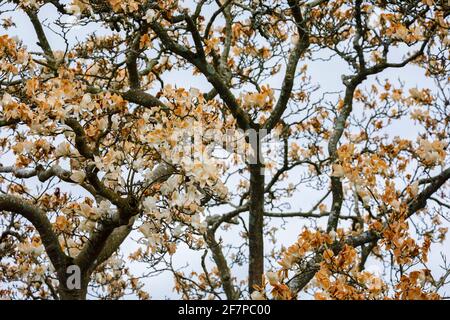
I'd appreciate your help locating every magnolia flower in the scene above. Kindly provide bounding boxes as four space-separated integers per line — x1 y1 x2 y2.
173 224 183 237
108 256 124 269
361 194 371 206
139 223 155 239
159 56 170 67
417 139 446 166
417 270 427 286
139 224 162 250
410 181 419 197
250 291 266 300
143 196 157 213
79 203 101 220
33 265 47 277
20 0 38 9
1 92 13 106
97 117 108 131
189 87 200 97
331 164 345 178
266 271 280 285
191 214 207 233
365 274 384 294
409 88 423 100
80 93 92 109
185 186 203 205
55 141 71 157
411 108 430 121
17 241 43 256
66 4 82 16
144 9 157 23
96 273 105 284
111 114 121 130
291 33 299 46
13 141 34 154
92 155 105 171
62 15 79 28
367 13 380 29
391 199 401 211
70 170 86 183
171 191 184 208
392 24 409 41
189 159 219 187
133 158 145 170
314 292 331 300
278 255 295 269
160 174 182 195
55 216 69 231
153 208 171 221
68 246 80 256
52 50 65 63
79 219 96 232
215 182 229 200
97 200 112 217
329 230 337 241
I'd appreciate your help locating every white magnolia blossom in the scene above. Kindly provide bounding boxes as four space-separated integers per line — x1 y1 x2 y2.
265 271 280 285
250 291 266 300
410 181 419 197
17 242 44 256
172 224 183 237
79 219 96 232
55 141 71 158
79 202 101 221
160 174 182 195
139 222 155 239
153 208 171 221
1 92 13 106
331 164 345 178
111 114 121 130
108 256 124 269
66 4 82 16
142 196 157 213
144 9 157 23
70 170 86 183
80 93 93 110
190 213 207 233
97 200 112 216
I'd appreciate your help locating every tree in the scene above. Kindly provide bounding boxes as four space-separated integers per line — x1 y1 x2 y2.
0 0 449 300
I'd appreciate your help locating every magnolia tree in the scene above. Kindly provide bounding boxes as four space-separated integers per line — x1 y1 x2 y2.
0 0 449 300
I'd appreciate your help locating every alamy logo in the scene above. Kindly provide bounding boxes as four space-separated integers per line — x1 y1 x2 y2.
66 265 81 290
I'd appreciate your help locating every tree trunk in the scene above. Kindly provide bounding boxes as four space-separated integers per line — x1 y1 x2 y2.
57 269 89 300
58 286 88 300
248 139 265 294
58 283 88 300
205 230 239 299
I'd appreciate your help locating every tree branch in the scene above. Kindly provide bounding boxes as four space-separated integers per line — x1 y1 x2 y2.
263 0 310 131
0 194 69 272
